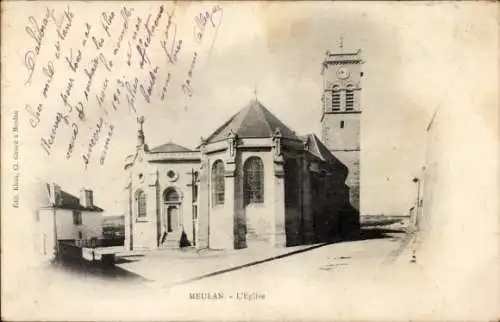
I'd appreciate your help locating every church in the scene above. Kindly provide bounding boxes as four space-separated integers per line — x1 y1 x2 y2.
124 49 362 250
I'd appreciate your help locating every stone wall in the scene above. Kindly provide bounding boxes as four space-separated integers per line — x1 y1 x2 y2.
416 102 499 316
206 152 234 249
155 161 199 245
125 150 200 249
201 146 281 249
284 156 306 246
330 150 360 213
238 150 275 247
306 154 358 241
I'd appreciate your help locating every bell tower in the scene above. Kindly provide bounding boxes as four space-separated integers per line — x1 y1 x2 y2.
320 44 363 211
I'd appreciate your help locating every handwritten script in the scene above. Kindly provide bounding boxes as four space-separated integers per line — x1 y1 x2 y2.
21 2 224 169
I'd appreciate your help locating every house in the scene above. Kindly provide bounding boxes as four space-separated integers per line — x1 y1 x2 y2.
124 49 362 251
37 183 104 260
102 215 125 239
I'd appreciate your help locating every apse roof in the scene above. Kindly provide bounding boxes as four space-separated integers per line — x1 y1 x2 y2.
204 100 300 144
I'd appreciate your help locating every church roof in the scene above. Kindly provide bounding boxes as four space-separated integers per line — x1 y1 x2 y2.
149 142 194 153
302 134 340 164
204 100 300 144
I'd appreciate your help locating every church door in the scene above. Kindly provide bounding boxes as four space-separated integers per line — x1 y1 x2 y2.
163 187 182 232
167 206 179 232
161 188 182 246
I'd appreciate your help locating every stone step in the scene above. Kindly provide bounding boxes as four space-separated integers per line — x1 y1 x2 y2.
162 231 182 249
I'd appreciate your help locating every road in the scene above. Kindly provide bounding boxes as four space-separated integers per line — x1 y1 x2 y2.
161 229 447 322
8 229 438 321
173 231 404 289
7 227 496 321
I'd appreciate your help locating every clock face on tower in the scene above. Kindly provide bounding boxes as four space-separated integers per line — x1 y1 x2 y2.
337 67 350 79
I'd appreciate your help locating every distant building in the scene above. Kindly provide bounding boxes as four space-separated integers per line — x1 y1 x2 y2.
102 215 125 239
124 49 362 251
37 183 104 260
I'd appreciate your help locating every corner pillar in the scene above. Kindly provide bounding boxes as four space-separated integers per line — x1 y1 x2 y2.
146 170 160 249
302 157 315 243
272 128 286 247
124 171 133 251
223 157 236 249
196 142 210 249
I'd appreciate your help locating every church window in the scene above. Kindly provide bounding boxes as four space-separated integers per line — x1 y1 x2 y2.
166 169 179 182
193 205 198 220
346 89 354 110
136 189 147 217
212 160 225 206
340 120 345 128
193 184 198 203
244 157 264 204
332 89 341 110
164 188 180 203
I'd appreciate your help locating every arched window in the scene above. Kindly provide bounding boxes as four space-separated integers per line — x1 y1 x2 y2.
346 89 354 110
212 160 225 206
136 189 147 218
164 188 180 203
332 88 341 111
244 157 264 204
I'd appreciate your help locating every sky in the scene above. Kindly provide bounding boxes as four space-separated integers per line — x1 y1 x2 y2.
4 1 497 217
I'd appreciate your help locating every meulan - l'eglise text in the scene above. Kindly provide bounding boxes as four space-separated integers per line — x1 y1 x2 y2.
188 292 266 301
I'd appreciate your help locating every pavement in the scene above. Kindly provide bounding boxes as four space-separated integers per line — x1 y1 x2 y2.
115 227 416 290
167 230 445 322
9 221 498 322
10 227 449 321
116 242 332 288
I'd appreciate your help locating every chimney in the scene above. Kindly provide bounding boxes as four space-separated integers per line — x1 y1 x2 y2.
49 183 61 206
80 188 94 208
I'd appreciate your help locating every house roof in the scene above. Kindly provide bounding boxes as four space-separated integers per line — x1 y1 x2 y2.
204 100 300 144
302 134 341 164
149 142 194 153
46 183 104 212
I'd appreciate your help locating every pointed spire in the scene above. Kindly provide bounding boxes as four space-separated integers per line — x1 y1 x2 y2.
137 116 145 147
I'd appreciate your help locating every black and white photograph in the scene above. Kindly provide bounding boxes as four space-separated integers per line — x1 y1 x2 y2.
1 1 499 321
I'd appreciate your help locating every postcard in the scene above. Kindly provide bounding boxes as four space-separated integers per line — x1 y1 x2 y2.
1 1 499 321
